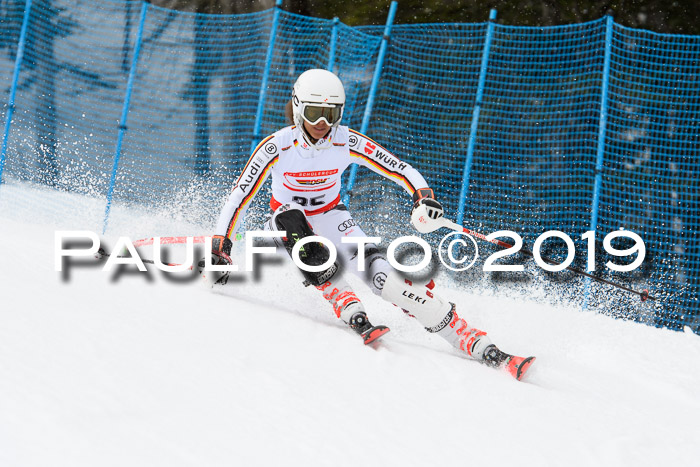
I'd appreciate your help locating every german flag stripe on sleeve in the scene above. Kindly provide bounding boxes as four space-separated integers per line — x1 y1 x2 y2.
226 155 278 238
349 149 416 194
234 135 275 190
348 128 381 148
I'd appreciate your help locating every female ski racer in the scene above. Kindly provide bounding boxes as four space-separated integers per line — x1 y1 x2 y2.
205 69 534 380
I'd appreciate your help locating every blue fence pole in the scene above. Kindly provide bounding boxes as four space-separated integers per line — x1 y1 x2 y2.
583 15 614 310
0 0 33 186
250 0 283 154
456 9 497 226
342 0 397 204
103 1 148 233
327 17 339 72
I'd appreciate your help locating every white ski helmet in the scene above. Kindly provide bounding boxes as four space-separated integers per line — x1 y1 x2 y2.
292 69 345 149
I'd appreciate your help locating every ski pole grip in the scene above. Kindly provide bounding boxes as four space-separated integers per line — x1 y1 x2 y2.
440 218 465 232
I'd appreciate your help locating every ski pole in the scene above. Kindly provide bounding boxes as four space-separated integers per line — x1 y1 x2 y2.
95 246 194 270
95 235 241 270
440 219 655 302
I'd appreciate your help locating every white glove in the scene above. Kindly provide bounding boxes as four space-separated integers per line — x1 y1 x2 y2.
410 188 445 234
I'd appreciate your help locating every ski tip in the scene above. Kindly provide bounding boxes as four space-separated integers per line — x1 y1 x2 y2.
505 355 536 381
362 325 390 345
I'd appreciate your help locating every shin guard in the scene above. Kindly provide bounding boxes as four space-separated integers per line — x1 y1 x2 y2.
381 273 492 360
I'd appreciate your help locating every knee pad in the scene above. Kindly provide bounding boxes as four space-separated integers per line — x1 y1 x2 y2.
273 205 338 286
273 204 313 243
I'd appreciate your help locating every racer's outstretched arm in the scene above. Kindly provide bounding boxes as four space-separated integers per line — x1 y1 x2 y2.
215 136 279 239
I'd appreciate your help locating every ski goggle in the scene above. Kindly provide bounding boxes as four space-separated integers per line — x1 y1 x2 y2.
301 104 343 125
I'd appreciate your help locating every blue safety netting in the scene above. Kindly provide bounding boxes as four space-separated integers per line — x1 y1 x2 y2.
598 24 700 329
0 0 698 332
0 1 25 98
352 22 489 230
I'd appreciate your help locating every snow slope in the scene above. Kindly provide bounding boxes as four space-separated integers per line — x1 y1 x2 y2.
1 214 700 467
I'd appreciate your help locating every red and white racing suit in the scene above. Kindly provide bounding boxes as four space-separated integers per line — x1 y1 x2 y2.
215 125 493 360
215 124 427 239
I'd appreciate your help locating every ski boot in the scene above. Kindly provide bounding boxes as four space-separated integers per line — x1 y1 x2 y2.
348 311 390 345
482 345 536 381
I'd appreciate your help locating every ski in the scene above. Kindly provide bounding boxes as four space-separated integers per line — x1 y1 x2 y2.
359 325 390 345
503 355 536 381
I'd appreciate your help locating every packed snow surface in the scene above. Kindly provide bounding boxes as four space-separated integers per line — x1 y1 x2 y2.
1 211 699 467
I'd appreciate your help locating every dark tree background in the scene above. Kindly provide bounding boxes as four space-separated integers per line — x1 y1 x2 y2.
151 0 700 34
